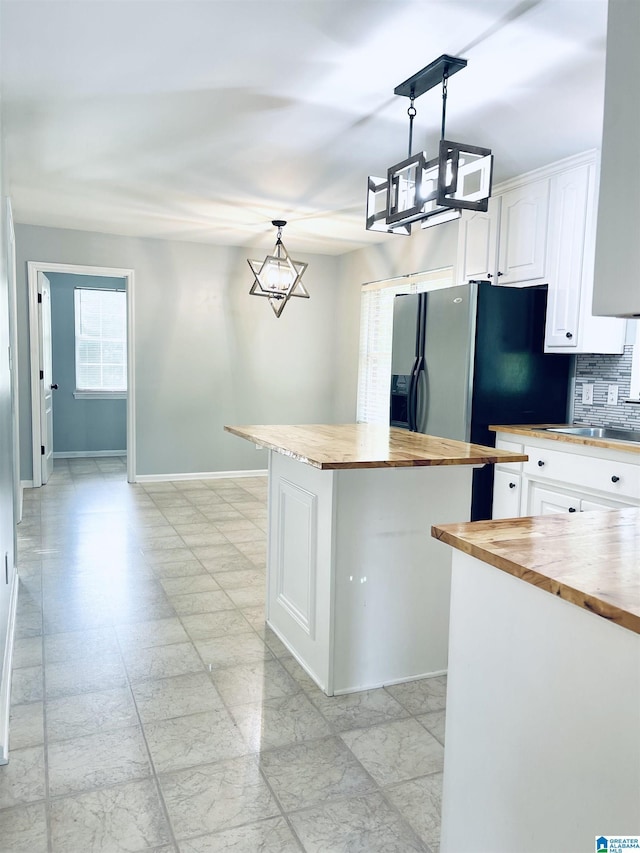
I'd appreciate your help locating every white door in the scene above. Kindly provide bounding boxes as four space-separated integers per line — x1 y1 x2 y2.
38 273 54 485
492 469 521 519
456 196 500 285
527 482 579 516
497 178 550 286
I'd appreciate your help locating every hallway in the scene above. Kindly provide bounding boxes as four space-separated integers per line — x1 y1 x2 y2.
2 460 444 852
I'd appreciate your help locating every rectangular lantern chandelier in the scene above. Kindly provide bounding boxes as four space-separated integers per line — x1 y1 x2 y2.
366 55 494 235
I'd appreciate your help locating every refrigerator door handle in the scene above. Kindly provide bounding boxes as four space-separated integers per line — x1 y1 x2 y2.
407 356 419 431
413 355 425 432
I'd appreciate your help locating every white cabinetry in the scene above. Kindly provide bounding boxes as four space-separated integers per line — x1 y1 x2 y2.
457 152 626 354
492 431 640 519
497 178 550 286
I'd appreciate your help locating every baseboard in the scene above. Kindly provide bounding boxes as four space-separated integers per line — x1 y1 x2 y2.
53 450 127 459
20 480 34 490
135 469 267 483
0 570 19 765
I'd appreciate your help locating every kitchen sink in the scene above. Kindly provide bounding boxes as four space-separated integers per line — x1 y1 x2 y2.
543 426 640 443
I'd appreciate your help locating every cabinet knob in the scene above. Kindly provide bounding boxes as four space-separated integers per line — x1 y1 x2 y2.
509 482 516 489
537 460 545 467
487 273 493 279
565 332 573 339
497 271 503 277
568 507 577 513
611 475 620 483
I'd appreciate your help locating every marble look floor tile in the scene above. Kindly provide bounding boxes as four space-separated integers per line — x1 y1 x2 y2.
0 746 46 808
48 724 150 797
144 709 248 773
112 598 177 624
385 772 443 851
179 817 301 853
288 792 427 853
160 509 209 525
309 686 409 732
10 665 43 704
259 736 376 812
115 617 189 650
194 632 272 669
150 558 208 579
143 547 195 566
159 574 220 596
340 719 444 787
46 687 138 742
159 755 280 840
123 642 204 682
224 586 265 609
14 638 43 672
0 802 48 853
197 508 245 523
44 627 120 664
14 607 43 638
45 655 127 700
211 659 299 707
211 569 265 590
385 675 447 715
49 778 172 853
239 605 266 632
178 531 229 548
259 627 292 659
168 590 235 616
132 672 225 723
180 610 252 641
220 527 265 545
231 692 331 752
9 701 44 749
417 710 446 745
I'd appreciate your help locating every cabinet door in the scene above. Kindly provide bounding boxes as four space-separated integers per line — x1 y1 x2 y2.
497 178 550 286
544 165 590 348
492 469 521 519
527 482 579 516
456 197 500 285
580 497 625 512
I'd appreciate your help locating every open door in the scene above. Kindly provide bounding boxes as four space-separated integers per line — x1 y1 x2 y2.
38 272 55 485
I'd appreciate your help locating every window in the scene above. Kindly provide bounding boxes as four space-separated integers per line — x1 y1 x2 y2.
356 267 454 424
74 288 127 396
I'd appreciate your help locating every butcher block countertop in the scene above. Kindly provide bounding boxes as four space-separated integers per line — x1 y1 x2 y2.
432 508 640 634
490 423 640 454
224 424 528 470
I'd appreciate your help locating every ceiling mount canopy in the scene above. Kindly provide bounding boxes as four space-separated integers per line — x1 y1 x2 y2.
366 54 494 236
247 220 309 318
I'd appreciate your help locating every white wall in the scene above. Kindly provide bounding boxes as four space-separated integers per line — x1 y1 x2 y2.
15 224 349 478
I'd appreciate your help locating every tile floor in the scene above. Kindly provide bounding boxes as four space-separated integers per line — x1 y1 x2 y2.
2 457 445 853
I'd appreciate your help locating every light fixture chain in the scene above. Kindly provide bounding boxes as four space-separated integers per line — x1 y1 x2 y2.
407 96 416 158
441 72 448 140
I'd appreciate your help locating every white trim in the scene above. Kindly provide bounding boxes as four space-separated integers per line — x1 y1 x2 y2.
20 479 34 490
27 261 136 486
0 571 19 765
628 321 640 402
53 450 126 458
135 469 267 483
6 198 21 527
73 391 127 400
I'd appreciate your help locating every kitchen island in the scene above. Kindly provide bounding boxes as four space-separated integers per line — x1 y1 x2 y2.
225 423 525 695
432 509 640 853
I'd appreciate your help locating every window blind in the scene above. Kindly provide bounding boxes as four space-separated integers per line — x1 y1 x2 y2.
74 288 127 392
356 268 454 424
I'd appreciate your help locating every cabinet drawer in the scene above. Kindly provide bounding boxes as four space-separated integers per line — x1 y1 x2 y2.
523 444 640 500
495 439 524 472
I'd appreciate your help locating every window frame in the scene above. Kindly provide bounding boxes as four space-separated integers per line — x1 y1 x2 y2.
74 287 128 399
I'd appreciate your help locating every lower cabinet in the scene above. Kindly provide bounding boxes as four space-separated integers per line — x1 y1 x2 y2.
492 432 640 519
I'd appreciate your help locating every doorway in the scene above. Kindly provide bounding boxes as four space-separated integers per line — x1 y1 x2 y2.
28 262 136 485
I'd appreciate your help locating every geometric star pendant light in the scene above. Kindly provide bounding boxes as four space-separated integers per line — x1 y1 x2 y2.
247 220 309 318
366 55 494 236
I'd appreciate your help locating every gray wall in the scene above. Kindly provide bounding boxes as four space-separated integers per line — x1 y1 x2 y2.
48 272 127 454
15 225 348 478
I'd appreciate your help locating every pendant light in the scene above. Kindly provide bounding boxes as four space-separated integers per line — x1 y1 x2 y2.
247 220 309 318
366 54 494 235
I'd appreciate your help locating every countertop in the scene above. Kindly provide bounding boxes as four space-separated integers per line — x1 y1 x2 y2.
490 423 640 454
432 509 640 634
224 424 528 470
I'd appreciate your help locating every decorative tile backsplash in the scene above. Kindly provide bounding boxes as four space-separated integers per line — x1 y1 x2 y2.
573 345 640 430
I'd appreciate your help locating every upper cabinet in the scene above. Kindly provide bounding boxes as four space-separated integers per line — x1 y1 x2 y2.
457 151 626 354
592 0 640 319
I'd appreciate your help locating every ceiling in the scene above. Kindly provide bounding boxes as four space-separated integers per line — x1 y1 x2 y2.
0 0 609 255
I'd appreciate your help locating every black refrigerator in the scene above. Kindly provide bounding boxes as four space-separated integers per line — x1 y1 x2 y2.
390 281 571 520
